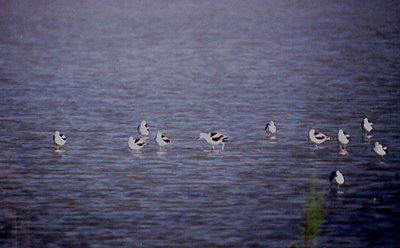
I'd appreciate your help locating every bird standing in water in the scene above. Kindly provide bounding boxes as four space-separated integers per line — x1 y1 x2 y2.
156 131 171 150
53 130 67 149
199 132 228 150
137 120 149 136
337 129 350 150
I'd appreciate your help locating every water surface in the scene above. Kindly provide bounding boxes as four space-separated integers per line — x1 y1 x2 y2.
1 1 400 247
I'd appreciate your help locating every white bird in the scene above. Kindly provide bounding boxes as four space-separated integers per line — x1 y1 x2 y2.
329 170 344 191
362 117 373 133
374 141 388 157
329 170 344 185
128 136 148 151
337 129 350 150
156 131 170 150
309 129 330 146
137 120 149 136
199 132 228 150
265 120 276 135
53 130 67 148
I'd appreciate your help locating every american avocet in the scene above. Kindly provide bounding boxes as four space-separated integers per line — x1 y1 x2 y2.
156 131 170 150
309 129 330 146
329 170 344 191
128 136 148 152
53 130 67 148
265 120 276 135
338 129 350 150
361 117 373 133
373 141 388 157
137 120 149 136
199 132 228 150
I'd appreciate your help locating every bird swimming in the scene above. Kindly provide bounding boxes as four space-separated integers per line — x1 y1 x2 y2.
338 129 350 150
265 120 276 135
128 136 148 151
53 130 67 148
373 141 388 157
137 120 149 136
361 117 373 134
156 131 170 150
309 129 330 146
199 132 228 150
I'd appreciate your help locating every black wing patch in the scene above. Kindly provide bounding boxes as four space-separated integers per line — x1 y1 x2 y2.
314 131 326 140
265 123 270 131
329 171 336 183
162 135 171 143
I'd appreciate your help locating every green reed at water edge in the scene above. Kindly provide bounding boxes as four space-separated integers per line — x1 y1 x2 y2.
291 173 328 248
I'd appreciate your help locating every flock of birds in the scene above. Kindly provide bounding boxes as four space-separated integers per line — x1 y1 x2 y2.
307 117 388 190
53 117 388 190
307 117 388 157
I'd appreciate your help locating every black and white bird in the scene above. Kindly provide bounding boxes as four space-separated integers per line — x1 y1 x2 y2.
156 131 170 150
199 132 228 150
137 120 149 136
361 117 373 133
337 129 350 150
374 141 388 157
265 120 276 135
329 170 345 191
309 129 330 146
53 130 67 148
128 136 148 151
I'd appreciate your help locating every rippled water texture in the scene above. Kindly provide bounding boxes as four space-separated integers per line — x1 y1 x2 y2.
1 1 400 247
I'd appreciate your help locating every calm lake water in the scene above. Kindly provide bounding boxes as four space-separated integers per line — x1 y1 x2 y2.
1 1 400 247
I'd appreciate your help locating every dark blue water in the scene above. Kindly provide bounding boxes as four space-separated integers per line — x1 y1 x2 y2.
1 1 400 247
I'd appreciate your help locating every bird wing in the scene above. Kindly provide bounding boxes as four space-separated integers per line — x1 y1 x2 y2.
265 123 270 131
212 135 222 142
135 138 146 146
314 132 326 140
211 133 228 142
162 135 170 143
329 171 336 183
